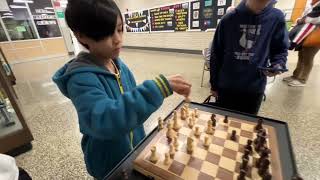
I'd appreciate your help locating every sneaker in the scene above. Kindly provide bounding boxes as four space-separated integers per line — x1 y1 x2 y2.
282 76 295 83
288 80 306 87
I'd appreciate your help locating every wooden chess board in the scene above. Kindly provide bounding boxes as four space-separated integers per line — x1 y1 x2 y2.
133 105 283 180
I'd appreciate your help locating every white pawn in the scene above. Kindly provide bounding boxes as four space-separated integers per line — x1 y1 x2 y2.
194 108 199 118
164 153 170 165
173 111 181 131
204 136 211 148
149 146 158 163
188 118 194 128
205 120 214 135
194 126 201 137
180 107 187 120
166 122 176 140
187 137 194 154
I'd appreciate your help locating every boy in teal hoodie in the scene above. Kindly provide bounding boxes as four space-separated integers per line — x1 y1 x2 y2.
52 0 191 179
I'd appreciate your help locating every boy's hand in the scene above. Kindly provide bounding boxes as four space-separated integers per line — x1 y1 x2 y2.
296 17 305 25
167 75 192 97
263 64 283 77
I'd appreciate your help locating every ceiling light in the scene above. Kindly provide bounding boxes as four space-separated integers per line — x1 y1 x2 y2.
10 5 27 9
2 16 14 19
13 0 34 3
3 13 13 16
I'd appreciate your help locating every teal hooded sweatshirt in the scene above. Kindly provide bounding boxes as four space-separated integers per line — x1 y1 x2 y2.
52 52 172 179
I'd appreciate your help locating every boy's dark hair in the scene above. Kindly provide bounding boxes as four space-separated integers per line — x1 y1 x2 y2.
65 0 123 42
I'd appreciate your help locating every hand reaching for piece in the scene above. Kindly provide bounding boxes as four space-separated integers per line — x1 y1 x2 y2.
167 74 192 98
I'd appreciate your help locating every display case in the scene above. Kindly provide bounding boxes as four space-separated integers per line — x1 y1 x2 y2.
0 56 33 154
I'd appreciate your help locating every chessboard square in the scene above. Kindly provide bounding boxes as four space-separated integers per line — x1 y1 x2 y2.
222 148 237 160
251 167 260 179
199 113 210 120
200 161 218 177
168 160 186 176
219 156 237 172
197 119 207 126
216 167 234 180
224 140 239 151
198 172 215 180
187 156 203 170
241 123 254 132
216 124 228 132
212 137 225 146
208 144 224 155
181 166 200 180
178 133 188 142
193 147 208 160
174 151 191 165
240 130 254 139
228 127 241 135
179 127 192 136
214 130 228 139
205 152 221 165
229 121 241 128
238 136 249 146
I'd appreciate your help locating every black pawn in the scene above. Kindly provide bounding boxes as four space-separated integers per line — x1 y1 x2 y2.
240 157 249 171
237 169 247 180
258 159 270 176
211 114 216 121
242 151 250 161
230 130 237 141
255 118 263 131
224 115 229 123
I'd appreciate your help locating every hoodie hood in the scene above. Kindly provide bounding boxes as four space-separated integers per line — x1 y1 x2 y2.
52 52 119 98
236 0 277 16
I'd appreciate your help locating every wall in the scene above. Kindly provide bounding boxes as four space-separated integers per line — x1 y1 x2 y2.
118 0 214 51
118 0 297 51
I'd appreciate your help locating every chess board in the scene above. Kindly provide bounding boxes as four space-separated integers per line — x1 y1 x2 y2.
133 105 282 180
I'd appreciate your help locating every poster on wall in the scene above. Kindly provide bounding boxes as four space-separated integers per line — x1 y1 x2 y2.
28 0 62 38
190 0 232 31
149 2 189 32
124 10 150 33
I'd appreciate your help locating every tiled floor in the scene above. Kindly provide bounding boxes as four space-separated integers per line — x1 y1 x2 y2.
9 49 320 180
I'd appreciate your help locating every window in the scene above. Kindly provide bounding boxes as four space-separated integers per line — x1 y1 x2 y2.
0 24 8 42
28 0 62 38
1 0 37 41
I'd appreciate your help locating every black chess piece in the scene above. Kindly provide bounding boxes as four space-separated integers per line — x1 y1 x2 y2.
258 159 270 176
122 169 129 180
240 157 249 171
256 149 270 168
223 115 229 123
211 113 216 121
212 118 216 127
255 118 263 131
230 130 237 141
245 140 253 154
262 172 272 180
242 151 250 161
237 169 247 180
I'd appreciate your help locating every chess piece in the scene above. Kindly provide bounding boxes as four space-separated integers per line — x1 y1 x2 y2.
180 107 187 120
237 169 247 180
230 130 237 141
211 113 216 121
262 172 272 180
242 151 250 162
184 104 190 117
194 108 199 118
158 117 164 130
188 118 194 128
258 159 270 176
256 148 270 168
194 126 201 137
173 136 179 151
149 146 159 163
255 118 264 131
187 137 194 154
169 144 175 158
166 122 176 141
223 115 229 123
245 140 253 154
240 157 249 171
205 120 214 135
173 111 181 131
122 169 129 180
203 136 211 148
212 118 216 127
164 153 170 165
